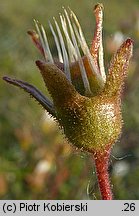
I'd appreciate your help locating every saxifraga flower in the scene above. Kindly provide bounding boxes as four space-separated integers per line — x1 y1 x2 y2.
3 4 133 199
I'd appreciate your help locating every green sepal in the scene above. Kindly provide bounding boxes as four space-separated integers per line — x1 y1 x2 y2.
36 60 78 108
103 39 133 97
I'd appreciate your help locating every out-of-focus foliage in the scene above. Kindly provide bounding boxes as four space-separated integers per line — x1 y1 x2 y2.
0 0 139 199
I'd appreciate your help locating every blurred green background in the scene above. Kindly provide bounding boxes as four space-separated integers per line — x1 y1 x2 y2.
1 0 139 199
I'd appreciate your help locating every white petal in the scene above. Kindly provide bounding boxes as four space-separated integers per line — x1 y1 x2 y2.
49 21 63 63
64 9 92 95
53 17 71 82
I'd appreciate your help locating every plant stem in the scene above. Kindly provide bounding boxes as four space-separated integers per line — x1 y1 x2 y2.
93 148 113 200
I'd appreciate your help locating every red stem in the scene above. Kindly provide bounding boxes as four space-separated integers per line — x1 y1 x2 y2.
93 148 113 200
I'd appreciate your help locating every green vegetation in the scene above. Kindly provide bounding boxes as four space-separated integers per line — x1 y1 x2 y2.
1 0 139 199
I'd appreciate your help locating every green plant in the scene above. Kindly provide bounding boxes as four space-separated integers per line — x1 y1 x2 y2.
3 3 133 199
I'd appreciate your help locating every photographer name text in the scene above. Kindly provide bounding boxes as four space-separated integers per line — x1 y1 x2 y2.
2 202 88 213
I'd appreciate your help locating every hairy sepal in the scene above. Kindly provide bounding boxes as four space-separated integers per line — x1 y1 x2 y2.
36 60 78 107
104 38 133 97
